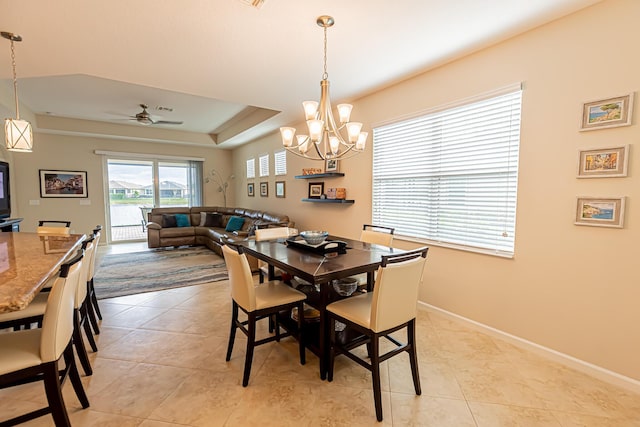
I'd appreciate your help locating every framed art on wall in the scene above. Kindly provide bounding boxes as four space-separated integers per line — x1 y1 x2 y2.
577 145 629 178
575 196 625 228
39 170 88 198
247 183 255 197
580 93 634 131
275 181 286 198
308 182 324 199
325 158 339 172
260 182 268 197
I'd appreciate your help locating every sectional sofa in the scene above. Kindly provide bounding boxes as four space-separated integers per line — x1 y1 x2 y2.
146 206 292 256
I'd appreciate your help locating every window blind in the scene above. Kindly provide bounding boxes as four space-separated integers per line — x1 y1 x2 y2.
246 158 255 179
372 85 522 256
274 150 287 176
259 154 269 177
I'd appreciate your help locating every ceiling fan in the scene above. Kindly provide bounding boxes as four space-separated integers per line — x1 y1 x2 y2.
131 104 183 126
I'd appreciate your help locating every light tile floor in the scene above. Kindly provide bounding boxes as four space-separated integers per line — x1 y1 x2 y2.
2 245 640 426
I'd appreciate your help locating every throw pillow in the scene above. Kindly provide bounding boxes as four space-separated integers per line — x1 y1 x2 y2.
162 214 177 228
225 216 245 232
175 213 191 227
204 212 224 228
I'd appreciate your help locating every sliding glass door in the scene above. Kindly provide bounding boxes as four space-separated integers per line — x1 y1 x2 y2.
107 158 202 242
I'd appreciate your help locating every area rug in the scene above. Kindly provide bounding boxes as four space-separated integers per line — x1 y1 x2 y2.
93 246 228 299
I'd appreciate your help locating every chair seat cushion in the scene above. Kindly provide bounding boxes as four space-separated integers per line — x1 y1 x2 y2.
0 329 43 375
254 282 306 310
327 293 373 329
0 293 48 324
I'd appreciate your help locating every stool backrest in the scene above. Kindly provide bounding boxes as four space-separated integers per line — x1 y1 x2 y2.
75 236 95 308
370 248 428 332
40 251 84 362
88 229 101 281
361 224 394 247
222 245 256 311
255 227 291 241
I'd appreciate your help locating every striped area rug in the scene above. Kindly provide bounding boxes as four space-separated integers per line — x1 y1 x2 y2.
94 246 228 299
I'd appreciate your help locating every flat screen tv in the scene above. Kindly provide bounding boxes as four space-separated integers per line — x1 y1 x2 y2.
0 161 10 219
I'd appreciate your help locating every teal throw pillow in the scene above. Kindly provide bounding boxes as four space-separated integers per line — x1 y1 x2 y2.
225 216 245 232
175 213 191 227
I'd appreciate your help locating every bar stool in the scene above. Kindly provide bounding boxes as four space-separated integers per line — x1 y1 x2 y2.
222 244 307 386
0 251 90 427
326 247 428 421
37 220 71 235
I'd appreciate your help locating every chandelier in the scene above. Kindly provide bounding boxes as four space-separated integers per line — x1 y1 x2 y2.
280 16 367 161
2 31 33 152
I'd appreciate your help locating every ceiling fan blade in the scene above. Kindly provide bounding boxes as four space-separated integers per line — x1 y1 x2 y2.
154 120 183 125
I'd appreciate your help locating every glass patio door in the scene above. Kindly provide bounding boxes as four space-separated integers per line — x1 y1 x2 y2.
106 158 203 242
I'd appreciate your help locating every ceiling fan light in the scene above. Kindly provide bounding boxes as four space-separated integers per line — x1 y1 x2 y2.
5 118 33 152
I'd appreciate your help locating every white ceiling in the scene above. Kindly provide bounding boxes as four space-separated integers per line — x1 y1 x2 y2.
0 0 601 149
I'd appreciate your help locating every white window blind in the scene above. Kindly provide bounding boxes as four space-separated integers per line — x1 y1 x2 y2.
259 154 269 177
372 85 522 256
274 150 287 176
246 158 255 179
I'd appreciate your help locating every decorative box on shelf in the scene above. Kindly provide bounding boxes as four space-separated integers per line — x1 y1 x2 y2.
326 188 346 200
302 168 323 175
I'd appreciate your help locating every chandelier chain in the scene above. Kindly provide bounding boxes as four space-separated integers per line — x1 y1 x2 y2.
322 25 328 80
9 40 20 119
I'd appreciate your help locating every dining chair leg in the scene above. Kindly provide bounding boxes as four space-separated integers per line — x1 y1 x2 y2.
242 313 257 387
87 283 100 334
63 344 90 408
327 317 336 382
297 301 305 365
90 279 103 320
226 302 239 362
73 311 93 376
407 319 422 395
81 302 98 352
42 361 72 427
371 335 383 422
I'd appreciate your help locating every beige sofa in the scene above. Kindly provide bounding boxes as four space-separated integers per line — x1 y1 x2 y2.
146 206 292 256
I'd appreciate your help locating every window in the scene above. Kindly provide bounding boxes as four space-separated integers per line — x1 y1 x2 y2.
274 150 287 176
259 154 269 177
246 158 255 179
372 84 522 256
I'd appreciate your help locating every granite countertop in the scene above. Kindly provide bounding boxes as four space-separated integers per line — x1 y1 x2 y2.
0 232 85 313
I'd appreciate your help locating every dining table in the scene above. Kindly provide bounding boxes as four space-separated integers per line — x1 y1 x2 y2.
237 234 404 379
0 232 86 313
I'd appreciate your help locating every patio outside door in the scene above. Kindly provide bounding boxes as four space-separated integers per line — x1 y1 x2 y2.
106 158 202 242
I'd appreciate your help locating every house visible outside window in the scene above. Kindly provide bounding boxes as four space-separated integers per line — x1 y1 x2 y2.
246 158 255 179
259 154 269 177
274 150 287 176
372 83 522 257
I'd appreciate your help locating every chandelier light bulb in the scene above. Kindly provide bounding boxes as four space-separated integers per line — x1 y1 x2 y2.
346 122 363 143
356 131 368 150
329 136 340 154
296 135 308 146
307 119 323 142
337 104 353 123
280 127 296 147
303 101 319 120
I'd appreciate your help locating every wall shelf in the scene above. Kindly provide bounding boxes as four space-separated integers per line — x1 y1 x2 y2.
302 198 354 204
294 172 344 179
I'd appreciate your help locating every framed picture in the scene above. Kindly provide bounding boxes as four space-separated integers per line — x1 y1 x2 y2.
260 182 268 197
325 158 339 172
39 170 88 198
308 182 324 199
275 181 286 198
575 197 625 228
247 183 255 197
580 93 634 131
577 145 629 178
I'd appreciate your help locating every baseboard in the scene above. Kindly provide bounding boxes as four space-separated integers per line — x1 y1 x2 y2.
419 301 640 394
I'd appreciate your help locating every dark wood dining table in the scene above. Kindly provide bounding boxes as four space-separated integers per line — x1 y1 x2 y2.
0 232 85 313
238 235 404 379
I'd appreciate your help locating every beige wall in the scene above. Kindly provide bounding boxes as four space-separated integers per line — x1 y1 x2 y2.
232 0 640 382
9 132 233 237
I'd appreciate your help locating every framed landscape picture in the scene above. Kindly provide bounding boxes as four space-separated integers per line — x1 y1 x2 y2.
39 170 88 198
275 181 286 198
580 93 634 131
325 158 339 172
575 196 625 228
247 183 255 197
260 182 268 197
308 182 324 199
577 145 628 178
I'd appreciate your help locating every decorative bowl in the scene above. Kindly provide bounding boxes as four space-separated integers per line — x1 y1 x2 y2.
332 277 359 296
300 230 328 245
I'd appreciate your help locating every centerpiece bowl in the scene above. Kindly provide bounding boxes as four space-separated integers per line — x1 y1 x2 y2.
300 230 329 245
332 277 359 296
